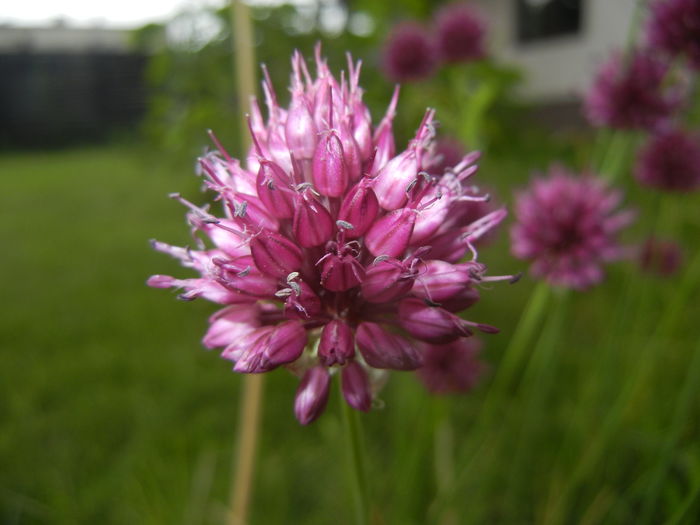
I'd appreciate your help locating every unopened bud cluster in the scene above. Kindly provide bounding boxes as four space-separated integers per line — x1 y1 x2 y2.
149 48 512 424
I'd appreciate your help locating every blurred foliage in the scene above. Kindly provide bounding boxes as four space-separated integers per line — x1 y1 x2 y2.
134 0 529 165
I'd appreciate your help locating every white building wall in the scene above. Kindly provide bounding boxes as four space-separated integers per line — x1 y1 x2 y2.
0 26 131 53
474 0 638 102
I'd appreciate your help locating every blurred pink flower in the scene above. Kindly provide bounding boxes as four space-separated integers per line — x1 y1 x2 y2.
584 50 679 131
639 237 683 277
634 128 700 192
648 0 700 70
511 167 634 290
149 48 514 424
417 338 485 395
381 22 438 82
434 3 486 63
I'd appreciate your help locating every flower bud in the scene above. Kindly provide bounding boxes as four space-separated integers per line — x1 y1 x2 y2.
342 361 372 411
356 322 423 370
202 305 260 349
318 320 355 366
256 160 295 219
250 230 303 279
372 149 418 210
398 298 470 344
293 193 334 247
214 256 279 298
283 281 322 319
412 260 476 303
320 253 365 292
361 258 414 303
312 131 349 197
285 96 317 160
229 321 305 372
365 208 416 258
337 181 380 239
352 102 373 161
438 287 480 312
294 366 331 425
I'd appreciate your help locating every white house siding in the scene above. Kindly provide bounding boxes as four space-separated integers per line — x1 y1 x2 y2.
473 0 638 103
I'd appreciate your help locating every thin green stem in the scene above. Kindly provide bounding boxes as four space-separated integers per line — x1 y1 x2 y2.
484 281 551 410
340 384 369 525
639 337 700 524
227 3 261 525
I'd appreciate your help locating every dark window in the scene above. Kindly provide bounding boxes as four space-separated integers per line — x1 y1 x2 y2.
516 0 583 44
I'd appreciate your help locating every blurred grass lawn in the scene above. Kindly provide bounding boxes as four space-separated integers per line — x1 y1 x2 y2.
1 145 699 524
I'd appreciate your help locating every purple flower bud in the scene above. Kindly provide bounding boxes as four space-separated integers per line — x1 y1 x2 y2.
294 366 331 425
320 253 365 292
339 122 363 182
283 281 322 319
412 260 477 303
411 188 451 244
250 230 303 279
438 287 480 313
352 101 373 162
356 322 423 370
263 321 308 367
256 160 295 219
318 320 355 366
361 258 415 303
337 181 380 239
230 320 307 373
292 192 334 248
365 208 417 258
227 193 279 231
202 305 261 349
342 361 372 411
372 149 418 210
312 131 349 197
285 96 317 160
214 257 279 298
398 298 470 344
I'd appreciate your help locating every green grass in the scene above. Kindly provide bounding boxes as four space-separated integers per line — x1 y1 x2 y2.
1 144 699 524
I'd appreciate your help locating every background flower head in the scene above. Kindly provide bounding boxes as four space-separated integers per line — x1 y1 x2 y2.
584 50 679 131
416 338 485 395
510 167 634 290
634 128 700 192
648 0 700 70
381 22 438 82
434 2 486 63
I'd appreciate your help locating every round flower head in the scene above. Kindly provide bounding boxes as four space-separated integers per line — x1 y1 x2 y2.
149 47 515 424
382 22 437 82
634 128 700 192
434 3 486 63
511 167 634 290
416 338 485 395
584 50 679 131
648 0 700 70
639 237 683 277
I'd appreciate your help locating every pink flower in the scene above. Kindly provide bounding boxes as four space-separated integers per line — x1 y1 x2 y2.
584 50 680 131
381 22 438 83
634 128 700 192
648 0 700 70
434 3 486 63
639 237 683 277
149 48 513 424
416 338 485 395
510 167 634 290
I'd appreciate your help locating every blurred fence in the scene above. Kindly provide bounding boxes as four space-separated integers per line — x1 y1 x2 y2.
0 51 147 148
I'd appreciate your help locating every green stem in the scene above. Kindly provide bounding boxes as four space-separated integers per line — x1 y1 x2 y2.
485 281 551 408
504 289 570 511
639 337 700 524
340 385 369 525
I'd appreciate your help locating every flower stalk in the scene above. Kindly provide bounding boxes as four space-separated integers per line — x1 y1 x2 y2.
228 2 261 525
341 382 370 525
